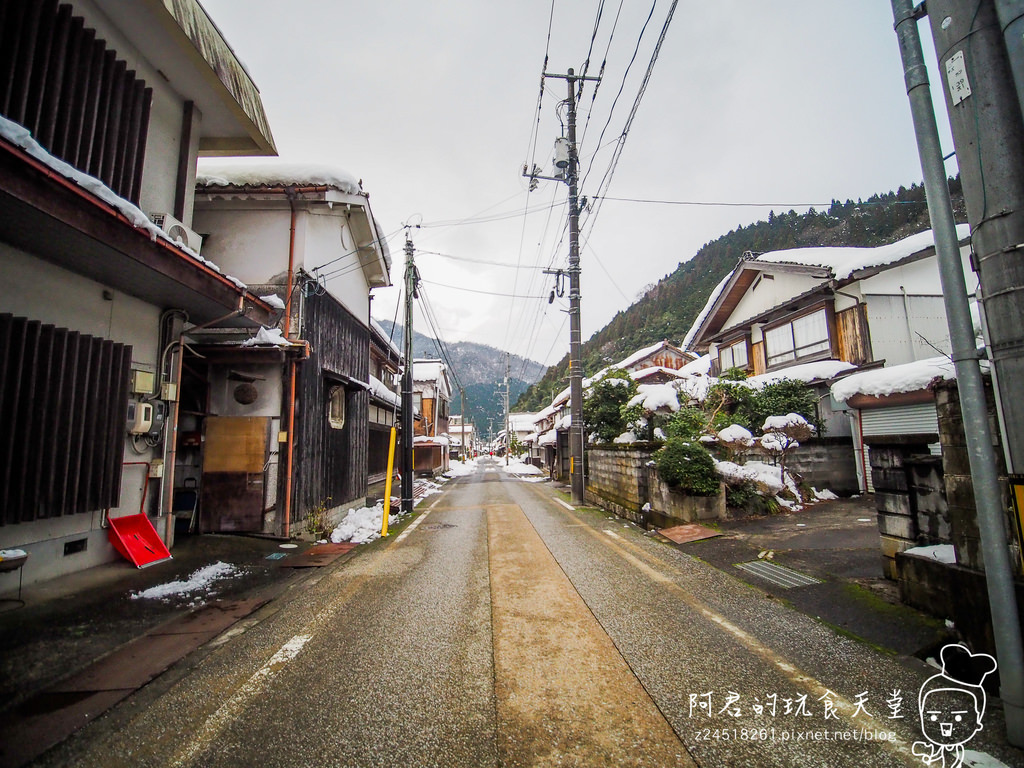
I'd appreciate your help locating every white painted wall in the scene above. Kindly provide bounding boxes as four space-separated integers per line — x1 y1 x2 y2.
724 271 822 330
864 294 953 366
194 200 372 322
208 363 285 418
0 246 164 585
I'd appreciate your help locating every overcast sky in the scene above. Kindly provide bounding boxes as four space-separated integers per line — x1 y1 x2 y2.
199 1 955 370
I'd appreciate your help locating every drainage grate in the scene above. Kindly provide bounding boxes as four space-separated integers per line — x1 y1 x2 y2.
423 523 457 530
734 560 821 589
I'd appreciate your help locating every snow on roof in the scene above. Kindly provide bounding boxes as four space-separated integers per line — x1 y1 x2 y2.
368 375 400 407
0 115 252 291
830 356 958 403
682 227 972 350
413 360 445 382
682 272 733 350
755 225 971 280
370 317 403 359
197 158 361 195
630 366 685 381
615 340 674 370
680 354 713 376
746 360 856 388
509 413 537 431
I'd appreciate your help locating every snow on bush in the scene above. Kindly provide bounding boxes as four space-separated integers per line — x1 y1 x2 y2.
627 383 681 413
713 459 784 495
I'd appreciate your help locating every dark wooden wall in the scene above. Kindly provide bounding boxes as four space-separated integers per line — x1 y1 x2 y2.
0 0 152 203
0 313 131 524
294 293 369 517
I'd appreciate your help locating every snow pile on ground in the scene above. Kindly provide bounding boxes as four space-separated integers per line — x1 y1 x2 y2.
963 750 1016 768
500 457 544 477
904 543 957 564
444 458 478 478
329 502 408 544
813 488 839 501
131 562 240 602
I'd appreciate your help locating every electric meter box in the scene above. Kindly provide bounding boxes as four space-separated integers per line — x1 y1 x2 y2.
127 399 153 434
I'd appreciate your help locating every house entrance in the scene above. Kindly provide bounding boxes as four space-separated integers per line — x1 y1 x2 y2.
200 416 270 533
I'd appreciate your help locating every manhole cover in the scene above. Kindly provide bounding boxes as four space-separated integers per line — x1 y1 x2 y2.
734 560 821 589
423 523 457 530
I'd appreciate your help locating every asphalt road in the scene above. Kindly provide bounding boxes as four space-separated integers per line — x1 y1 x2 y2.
33 459 1010 767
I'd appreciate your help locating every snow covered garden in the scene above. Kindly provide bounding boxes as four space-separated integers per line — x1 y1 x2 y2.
582 360 841 515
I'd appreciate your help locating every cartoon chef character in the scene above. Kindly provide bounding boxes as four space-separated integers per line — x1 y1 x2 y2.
912 643 997 768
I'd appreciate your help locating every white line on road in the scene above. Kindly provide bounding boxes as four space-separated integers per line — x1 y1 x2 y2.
170 634 311 767
555 498 575 511
395 509 432 543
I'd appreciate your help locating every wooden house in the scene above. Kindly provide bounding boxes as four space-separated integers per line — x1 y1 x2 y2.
191 161 391 536
412 360 451 476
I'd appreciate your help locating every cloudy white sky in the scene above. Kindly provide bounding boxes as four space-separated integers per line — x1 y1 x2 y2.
200 1 955 369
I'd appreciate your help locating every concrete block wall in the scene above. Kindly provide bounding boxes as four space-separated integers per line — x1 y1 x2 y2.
786 438 859 496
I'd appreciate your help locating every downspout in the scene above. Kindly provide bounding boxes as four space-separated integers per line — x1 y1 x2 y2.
282 189 298 539
161 297 246 547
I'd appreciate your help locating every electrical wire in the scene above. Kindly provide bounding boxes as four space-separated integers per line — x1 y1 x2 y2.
419 278 549 300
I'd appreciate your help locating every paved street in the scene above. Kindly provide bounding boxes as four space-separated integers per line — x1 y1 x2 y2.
33 459 1018 767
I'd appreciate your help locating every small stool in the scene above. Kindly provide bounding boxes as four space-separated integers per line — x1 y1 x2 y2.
0 552 28 608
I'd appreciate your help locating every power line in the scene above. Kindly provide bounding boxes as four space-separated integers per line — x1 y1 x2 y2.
419 277 549 300
590 194 930 208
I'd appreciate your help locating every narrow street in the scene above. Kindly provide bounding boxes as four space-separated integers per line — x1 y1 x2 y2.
33 461 1003 767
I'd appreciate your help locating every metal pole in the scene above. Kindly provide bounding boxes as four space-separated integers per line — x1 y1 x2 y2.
566 68 585 506
401 237 416 514
891 0 1024 744
505 353 511 466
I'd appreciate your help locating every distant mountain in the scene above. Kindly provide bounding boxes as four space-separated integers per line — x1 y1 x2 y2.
375 319 545 442
515 179 968 411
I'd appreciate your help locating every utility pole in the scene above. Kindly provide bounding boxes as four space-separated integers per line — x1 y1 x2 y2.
525 66 599 506
401 235 418 514
891 0 1024 744
504 353 511 466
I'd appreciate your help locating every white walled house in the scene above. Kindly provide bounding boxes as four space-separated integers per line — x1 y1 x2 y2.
412 360 452 476
0 0 278 586
190 161 391 535
684 226 977 494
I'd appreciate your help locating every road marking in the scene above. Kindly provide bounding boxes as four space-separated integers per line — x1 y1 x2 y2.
555 498 575 511
552 506 919 764
395 509 432 543
170 634 311 767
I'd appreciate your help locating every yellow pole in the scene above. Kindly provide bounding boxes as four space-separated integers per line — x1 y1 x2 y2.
381 426 397 537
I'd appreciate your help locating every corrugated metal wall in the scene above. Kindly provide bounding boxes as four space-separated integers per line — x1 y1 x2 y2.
860 403 939 437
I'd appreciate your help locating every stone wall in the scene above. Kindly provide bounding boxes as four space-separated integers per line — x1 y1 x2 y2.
786 437 859 496
585 445 725 527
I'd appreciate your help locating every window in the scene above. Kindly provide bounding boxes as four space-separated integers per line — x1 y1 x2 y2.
765 308 830 366
328 386 346 429
719 339 749 371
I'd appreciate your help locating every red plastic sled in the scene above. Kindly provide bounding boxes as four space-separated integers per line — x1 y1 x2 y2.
108 514 172 568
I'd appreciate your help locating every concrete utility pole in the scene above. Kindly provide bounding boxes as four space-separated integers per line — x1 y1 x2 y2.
526 67 600 505
401 236 418 514
891 0 1024 744
504 353 511 466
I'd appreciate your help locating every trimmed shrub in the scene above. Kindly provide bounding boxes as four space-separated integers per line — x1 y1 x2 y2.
654 439 720 496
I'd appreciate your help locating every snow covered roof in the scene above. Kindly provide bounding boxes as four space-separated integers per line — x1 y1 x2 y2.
746 360 857 388
368 375 400 407
197 159 361 195
0 115 276 317
630 366 685 381
614 340 690 370
370 318 403 361
683 226 971 350
413 360 445 382
754 225 970 280
830 356 960 403
509 413 538 431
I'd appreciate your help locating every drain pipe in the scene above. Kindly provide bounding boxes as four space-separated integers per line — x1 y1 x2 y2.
160 298 246 547
891 0 1024 744
282 190 299 539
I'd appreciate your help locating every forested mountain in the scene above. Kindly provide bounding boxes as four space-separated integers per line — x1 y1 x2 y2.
375 319 544 441
515 179 968 411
